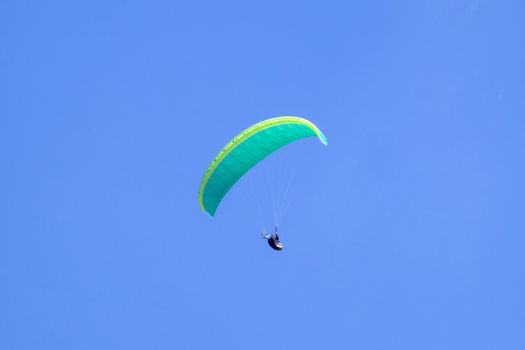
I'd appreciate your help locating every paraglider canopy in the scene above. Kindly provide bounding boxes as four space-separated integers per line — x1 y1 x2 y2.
198 116 327 216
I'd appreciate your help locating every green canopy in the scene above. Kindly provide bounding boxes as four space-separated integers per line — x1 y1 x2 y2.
198 116 327 216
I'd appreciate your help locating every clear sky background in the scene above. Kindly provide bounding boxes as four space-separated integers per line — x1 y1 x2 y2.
2 1 525 349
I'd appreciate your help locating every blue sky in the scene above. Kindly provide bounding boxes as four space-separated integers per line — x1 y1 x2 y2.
2 0 525 349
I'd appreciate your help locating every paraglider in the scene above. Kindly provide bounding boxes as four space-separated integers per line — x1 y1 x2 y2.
262 227 284 251
197 116 327 250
